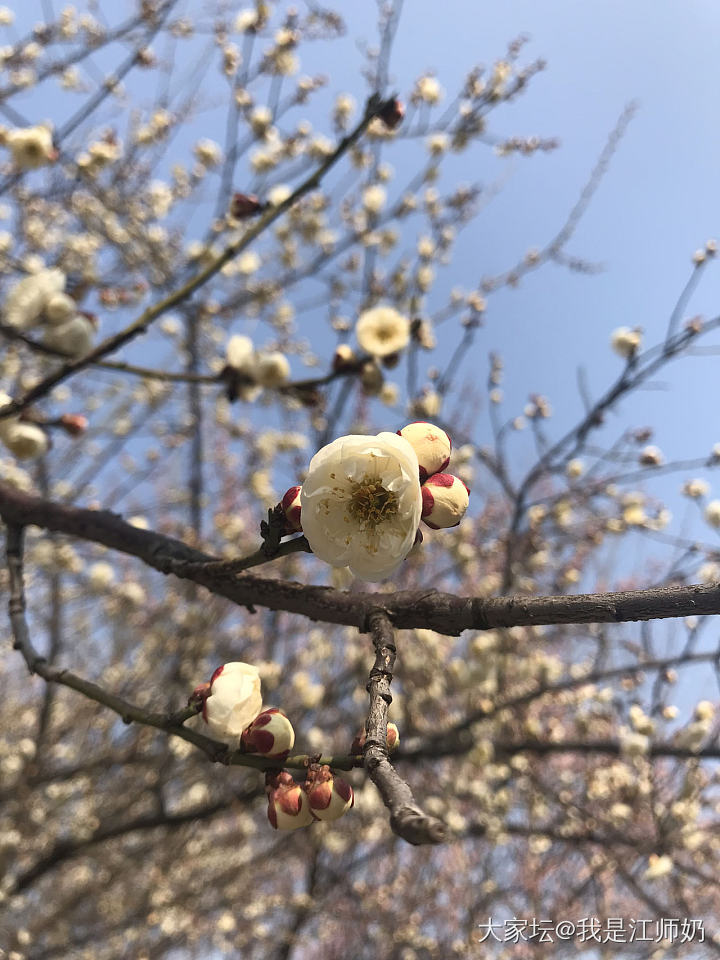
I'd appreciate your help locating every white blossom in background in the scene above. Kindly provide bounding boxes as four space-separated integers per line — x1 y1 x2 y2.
255 351 290 387
415 75 443 104
355 305 410 358
683 478 709 498
639 445 664 466
201 662 262 746
1 422 49 460
3 268 65 330
361 184 386 215
0 389 17 440
225 334 255 374
610 326 642 358
43 313 96 357
705 500 720 528
45 292 77 325
5 125 56 169
300 431 422 581
193 138 222 166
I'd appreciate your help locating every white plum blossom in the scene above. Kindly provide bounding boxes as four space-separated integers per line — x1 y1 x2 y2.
1 422 49 460
4 268 65 330
225 334 254 373
6 126 56 169
300 431 422 581
201 662 263 747
705 500 720 528
611 326 642 358
255 351 290 387
43 313 96 356
45 292 77 325
193 138 222 166
361 184 386 214
416 75 442 104
355 305 410 358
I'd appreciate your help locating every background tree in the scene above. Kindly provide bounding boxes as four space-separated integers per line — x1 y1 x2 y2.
1 1 720 958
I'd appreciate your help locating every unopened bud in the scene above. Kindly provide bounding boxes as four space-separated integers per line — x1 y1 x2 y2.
360 360 383 396
266 770 314 831
59 413 88 437
332 344 356 372
242 708 295 760
230 192 264 218
421 473 469 529
281 485 302 532
351 722 400 755
398 421 451 481
381 351 401 370
378 97 405 130
305 764 354 822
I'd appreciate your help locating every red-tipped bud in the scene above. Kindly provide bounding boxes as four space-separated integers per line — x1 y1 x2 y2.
397 421 451 481
351 722 400 755
305 764 354 822
421 473 470 529
242 708 295 760
332 344 356 372
378 97 405 130
230 192 263 218
281 485 302 532
266 770 314 831
59 413 88 437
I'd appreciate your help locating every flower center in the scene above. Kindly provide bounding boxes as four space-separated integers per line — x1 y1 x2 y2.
348 475 398 530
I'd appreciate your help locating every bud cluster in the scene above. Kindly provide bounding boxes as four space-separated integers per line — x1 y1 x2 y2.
266 764 354 831
188 669 354 833
397 421 470 530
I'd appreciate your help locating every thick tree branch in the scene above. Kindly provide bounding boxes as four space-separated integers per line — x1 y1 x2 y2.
2 482 720 635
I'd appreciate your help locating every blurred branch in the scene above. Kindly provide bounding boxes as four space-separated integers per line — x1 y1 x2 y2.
0 93 392 421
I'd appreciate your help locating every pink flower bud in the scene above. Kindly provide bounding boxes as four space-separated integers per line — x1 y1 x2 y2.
267 771 314 831
281 485 302 532
230 192 263 218
242 708 295 760
421 473 469 529
397 421 451 481
351 722 399 755
378 97 405 130
305 765 354 822
59 413 88 437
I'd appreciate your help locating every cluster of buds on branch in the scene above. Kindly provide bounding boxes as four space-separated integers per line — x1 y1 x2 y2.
188 665 353 832
276 421 470 580
3 267 98 357
266 764 354 831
